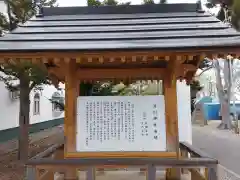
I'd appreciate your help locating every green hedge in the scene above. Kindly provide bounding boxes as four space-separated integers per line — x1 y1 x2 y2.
0 118 64 142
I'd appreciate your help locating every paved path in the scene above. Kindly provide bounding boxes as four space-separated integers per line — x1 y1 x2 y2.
192 121 240 176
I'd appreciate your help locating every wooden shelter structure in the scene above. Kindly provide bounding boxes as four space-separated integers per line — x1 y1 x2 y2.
0 2 240 180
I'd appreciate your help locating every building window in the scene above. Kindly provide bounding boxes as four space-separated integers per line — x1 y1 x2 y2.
52 92 63 112
33 93 40 115
9 90 20 100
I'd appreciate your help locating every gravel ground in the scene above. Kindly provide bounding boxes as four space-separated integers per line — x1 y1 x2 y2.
0 126 64 180
2 122 239 180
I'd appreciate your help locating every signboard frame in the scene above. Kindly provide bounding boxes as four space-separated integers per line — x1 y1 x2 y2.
65 95 177 158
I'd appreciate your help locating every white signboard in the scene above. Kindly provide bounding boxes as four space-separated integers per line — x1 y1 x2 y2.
76 96 166 152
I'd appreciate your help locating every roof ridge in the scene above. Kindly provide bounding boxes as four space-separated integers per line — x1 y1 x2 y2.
42 3 199 16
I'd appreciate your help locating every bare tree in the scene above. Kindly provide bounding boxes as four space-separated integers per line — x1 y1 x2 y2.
213 59 232 129
204 0 240 129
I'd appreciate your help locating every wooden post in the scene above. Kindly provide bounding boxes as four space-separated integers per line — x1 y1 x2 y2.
164 60 181 180
205 168 209 179
146 164 156 180
207 165 218 180
180 148 189 174
26 166 37 180
140 167 147 174
64 59 78 180
86 167 96 180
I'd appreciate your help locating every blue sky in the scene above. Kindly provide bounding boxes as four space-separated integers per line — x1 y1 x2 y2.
57 0 200 7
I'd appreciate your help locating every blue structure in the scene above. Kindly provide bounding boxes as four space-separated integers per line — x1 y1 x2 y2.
202 103 221 120
201 100 240 120
195 96 212 105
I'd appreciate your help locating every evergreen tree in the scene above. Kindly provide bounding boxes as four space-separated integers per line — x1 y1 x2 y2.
160 0 167 4
87 0 102 6
206 0 240 30
87 0 131 6
142 0 155 4
102 0 118 5
0 0 57 162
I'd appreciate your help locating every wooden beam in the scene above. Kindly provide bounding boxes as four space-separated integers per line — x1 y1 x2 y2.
65 151 177 158
48 64 197 84
48 67 167 81
28 157 218 167
77 68 166 80
181 64 196 71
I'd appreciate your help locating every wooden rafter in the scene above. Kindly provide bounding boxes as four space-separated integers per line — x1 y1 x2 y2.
0 48 238 59
0 50 237 66
1 51 237 84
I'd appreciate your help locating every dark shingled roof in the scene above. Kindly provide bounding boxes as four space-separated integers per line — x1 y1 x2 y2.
0 3 240 52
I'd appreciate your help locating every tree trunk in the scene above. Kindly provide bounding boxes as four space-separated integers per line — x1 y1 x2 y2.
223 60 232 129
18 77 30 162
214 59 231 129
